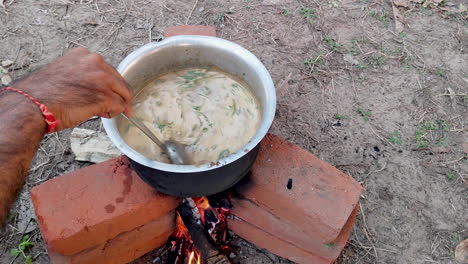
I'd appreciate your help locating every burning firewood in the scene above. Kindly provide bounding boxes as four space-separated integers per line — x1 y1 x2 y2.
167 197 232 264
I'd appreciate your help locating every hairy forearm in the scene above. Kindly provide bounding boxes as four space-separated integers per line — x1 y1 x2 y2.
0 90 46 226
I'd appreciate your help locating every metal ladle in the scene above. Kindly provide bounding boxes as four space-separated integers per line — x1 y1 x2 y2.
121 114 190 165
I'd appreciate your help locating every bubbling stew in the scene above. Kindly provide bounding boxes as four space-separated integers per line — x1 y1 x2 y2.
119 67 261 165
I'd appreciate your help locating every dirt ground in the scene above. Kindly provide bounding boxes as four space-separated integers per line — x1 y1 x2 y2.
1 0 467 263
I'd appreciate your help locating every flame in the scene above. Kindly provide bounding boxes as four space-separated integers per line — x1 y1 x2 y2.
187 251 201 264
193 197 210 224
175 212 190 239
171 196 232 264
188 251 195 264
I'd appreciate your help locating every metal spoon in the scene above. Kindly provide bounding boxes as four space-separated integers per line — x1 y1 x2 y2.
121 114 190 165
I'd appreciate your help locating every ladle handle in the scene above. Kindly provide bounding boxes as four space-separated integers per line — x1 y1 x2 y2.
121 114 164 149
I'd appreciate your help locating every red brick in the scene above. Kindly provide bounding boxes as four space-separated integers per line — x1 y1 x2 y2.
48 211 175 264
164 25 216 38
231 218 329 264
235 134 362 242
229 201 359 264
31 157 181 255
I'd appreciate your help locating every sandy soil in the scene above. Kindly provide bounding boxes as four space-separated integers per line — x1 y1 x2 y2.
0 0 467 263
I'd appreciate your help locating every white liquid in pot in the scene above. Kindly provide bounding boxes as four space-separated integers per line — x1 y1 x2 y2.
119 67 261 165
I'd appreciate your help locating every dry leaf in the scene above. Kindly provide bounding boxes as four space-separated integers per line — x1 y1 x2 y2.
1 75 12 85
463 142 468 154
393 0 409 7
423 0 443 8
447 87 456 101
456 239 468 263
392 4 405 33
459 3 467 13
1 60 13 68
276 72 292 97
343 54 359 65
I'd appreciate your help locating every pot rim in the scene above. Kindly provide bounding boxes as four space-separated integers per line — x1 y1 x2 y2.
102 35 276 173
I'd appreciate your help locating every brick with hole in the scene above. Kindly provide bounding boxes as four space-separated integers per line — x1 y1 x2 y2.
229 133 362 263
234 134 362 242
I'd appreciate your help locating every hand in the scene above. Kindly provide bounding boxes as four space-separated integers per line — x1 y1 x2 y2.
11 48 132 132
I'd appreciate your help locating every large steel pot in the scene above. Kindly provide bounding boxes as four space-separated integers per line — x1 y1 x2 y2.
102 35 276 197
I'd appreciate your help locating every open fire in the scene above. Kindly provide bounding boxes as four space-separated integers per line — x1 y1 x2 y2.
166 195 232 264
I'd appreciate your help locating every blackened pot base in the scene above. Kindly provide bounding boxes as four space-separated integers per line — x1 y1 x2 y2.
129 145 260 197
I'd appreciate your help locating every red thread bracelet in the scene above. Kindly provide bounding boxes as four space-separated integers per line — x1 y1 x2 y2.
1 87 59 133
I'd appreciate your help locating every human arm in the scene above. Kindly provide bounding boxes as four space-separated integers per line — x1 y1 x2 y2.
0 48 132 226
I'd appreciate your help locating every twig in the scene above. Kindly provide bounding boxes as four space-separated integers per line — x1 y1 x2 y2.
361 161 388 181
438 93 467 97
148 20 154 43
359 203 378 259
438 156 465 166
185 0 199 25
30 159 49 172
369 126 396 149
348 241 397 253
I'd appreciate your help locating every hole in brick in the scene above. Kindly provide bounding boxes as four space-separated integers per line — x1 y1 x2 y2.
104 204 115 213
287 178 293 190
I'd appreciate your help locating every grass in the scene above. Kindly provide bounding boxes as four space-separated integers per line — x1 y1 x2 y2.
304 51 325 74
447 170 456 180
372 55 387 66
434 68 447 78
388 130 402 145
403 63 412 72
282 8 293 16
347 37 368 56
10 235 34 264
415 120 450 148
436 137 447 146
299 7 316 22
402 57 413 72
324 36 342 52
243 0 253 9
334 113 348 120
356 108 372 121
355 63 368 69
370 9 390 27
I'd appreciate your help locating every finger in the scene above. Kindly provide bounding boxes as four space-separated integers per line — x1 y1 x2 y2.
100 92 127 118
89 69 132 114
67 47 90 56
105 74 133 116
87 53 133 104
123 103 133 117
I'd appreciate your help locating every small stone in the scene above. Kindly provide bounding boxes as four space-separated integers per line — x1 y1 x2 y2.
1 60 13 68
70 128 122 163
455 239 468 263
0 66 8 74
197 7 204 12
1 74 12 85
343 54 359 65
229 252 237 258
